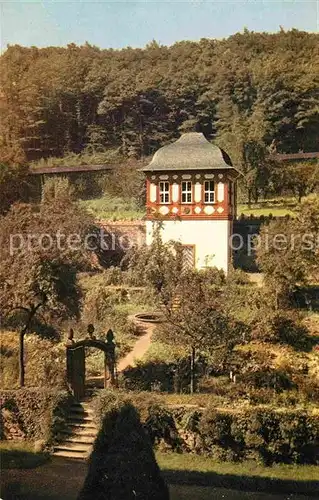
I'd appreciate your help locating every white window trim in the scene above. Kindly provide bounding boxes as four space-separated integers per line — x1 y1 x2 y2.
204 180 215 204
181 181 192 204
159 181 170 204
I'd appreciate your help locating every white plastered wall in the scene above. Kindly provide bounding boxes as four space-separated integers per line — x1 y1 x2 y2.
146 220 231 273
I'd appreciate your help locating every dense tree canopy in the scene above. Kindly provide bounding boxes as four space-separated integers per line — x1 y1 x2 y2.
1 30 318 163
0 30 318 206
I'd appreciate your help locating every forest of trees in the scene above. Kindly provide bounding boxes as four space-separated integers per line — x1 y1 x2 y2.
0 29 318 208
1 29 318 163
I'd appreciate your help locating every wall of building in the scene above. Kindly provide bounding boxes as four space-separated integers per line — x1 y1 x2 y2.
146 170 235 221
146 220 231 273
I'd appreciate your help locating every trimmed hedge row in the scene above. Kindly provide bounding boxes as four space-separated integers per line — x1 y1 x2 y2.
0 388 73 445
93 390 319 465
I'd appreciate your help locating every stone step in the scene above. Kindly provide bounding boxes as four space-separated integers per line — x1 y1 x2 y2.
60 427 97 438
58 433 95 444
53 450 88 460
68 411 93 421
66 422 97 431
53 398 97 461
67 414 94 423
69 405 94 415
55 441 93 453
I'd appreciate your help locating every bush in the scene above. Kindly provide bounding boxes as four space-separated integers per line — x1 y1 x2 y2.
82 286 128 324
251 311 312 349
0 333 66 389
0 388 73 445
91 390 319 465
120 355 208 393
78 403 169 500
199 407 319 465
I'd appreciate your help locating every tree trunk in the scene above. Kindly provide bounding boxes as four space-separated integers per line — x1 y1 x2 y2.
19 330 25 387
190 346 195 395
247 189 252 209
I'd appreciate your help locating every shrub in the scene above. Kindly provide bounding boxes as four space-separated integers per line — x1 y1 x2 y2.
92 390 319 464
251 310 312 349
0 333 66 389
145 404 182 451
102 267 124 286
82 286 128 324
78 403 169 500
0 388 73 445
120 354 208 393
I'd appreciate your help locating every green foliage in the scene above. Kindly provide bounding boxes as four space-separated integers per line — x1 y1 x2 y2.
256 194 319 307
80 195 144 221
0 334 66 389
41 176 75 203
0 183 94 318
78 403 169 500
98 160 145 204
82 286 128 324
91 390 319 464
125 224 184 294
251 310 312 349
0 179 96 385
0 163 30 215
0 388 73 445
31 148 123 169
1 31 318 203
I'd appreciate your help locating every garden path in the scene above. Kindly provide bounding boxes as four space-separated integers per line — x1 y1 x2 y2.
117 319 155 372
86 316 155 389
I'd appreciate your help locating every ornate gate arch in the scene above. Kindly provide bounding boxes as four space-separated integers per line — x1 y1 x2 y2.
66 329 116 400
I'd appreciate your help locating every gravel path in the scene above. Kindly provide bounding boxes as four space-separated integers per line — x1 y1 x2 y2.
117 321 155 372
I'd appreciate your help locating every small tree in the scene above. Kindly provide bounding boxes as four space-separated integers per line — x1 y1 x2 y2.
256 195 319 308
283 162 319 203
0 162 30 215
125 223 183 301
126 228 239 393
0 179 95 386
157 271 241 393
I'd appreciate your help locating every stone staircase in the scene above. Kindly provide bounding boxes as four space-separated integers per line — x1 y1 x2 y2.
53 400 98 460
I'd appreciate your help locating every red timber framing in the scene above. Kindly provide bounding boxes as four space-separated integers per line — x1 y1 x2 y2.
145 170 237 221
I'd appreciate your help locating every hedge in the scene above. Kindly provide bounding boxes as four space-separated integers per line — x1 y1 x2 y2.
0 388 73 446
92 390 319 465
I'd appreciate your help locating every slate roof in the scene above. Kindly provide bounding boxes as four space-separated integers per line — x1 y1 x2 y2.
141 133 239 173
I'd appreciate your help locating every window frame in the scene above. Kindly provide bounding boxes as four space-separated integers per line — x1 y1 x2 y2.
181 180 192 204
159 181 170 204
204 180 215 204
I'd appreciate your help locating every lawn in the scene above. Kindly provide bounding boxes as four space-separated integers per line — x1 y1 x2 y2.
79 195 145 221
1 446 318 499
158 452 319 498
237 196 299 217
156 452 319 482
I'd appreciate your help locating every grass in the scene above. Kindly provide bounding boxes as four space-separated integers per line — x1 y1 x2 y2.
30 148 123 169
0 441 49 469
80 195 145 221
158 452 319 498
157 452 319 481
237 196 299 217
141 339 188 364
80 194 300 221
